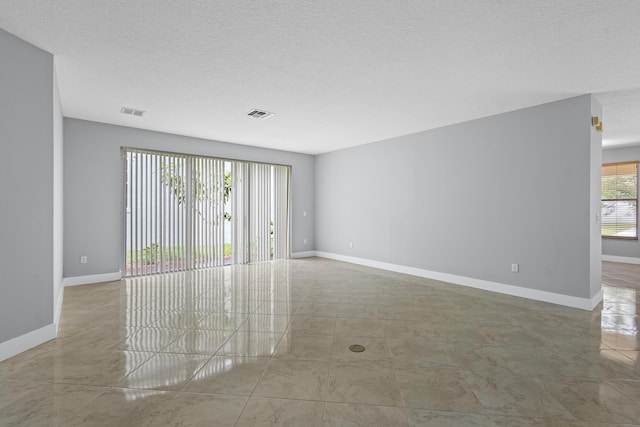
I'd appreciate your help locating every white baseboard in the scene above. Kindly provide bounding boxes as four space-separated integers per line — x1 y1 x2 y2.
63 272 121 287
0 324 56 362
291 251 318 259
589 288 604 311
315 251 601 311
602 255 640 265
54 286 64 333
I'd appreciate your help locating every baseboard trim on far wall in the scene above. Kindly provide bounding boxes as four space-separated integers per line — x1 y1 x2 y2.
63 272 122 287
291 251 318 259
315 251 601 311
0 323 56 363
602 255 640 265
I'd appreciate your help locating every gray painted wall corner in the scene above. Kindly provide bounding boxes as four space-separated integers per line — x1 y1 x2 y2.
53 63 64 326
0 28 55 342
589 96 603 299
315 95 597 301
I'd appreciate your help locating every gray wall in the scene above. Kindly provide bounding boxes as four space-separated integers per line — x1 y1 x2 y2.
602 144 640 260
64 118 315 278
316 95 600 299
0 28 54 342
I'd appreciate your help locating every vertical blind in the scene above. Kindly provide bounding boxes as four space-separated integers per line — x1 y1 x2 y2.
124 148 291 276
273 165 291 260
601 161 638 239
249 163 272 263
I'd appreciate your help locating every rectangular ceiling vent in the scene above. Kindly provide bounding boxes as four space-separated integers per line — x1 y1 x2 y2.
247 109 274 119
121 107 146 117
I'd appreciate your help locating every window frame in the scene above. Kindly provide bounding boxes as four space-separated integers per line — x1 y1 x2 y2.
601 160 639 240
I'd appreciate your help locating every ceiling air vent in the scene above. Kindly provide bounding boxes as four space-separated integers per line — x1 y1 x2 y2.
121 107 146 117
247 109 274 119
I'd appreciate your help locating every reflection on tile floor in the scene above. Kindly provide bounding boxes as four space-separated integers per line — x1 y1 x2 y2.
1 259 639 426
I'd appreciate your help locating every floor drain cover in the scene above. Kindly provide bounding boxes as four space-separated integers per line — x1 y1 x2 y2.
349 344 366 353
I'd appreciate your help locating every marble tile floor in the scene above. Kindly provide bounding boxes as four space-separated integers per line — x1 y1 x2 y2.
0 258 639 426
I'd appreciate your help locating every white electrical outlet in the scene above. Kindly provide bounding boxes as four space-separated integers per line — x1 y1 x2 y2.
511 263 519 273
303 211 307 217
304 238 307 244
349 242 353 249
80 256 88 264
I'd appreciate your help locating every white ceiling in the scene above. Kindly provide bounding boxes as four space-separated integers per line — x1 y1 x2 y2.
1 1 640 154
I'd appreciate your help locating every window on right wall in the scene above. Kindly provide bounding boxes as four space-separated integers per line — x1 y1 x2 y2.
602 161 638 239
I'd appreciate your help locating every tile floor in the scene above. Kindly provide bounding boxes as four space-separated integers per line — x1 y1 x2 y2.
0 258 639 426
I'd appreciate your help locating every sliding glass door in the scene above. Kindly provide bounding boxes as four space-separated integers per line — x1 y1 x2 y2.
123 148 290 277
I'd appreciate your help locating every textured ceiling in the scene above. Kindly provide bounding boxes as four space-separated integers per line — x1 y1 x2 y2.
1 1 639 154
